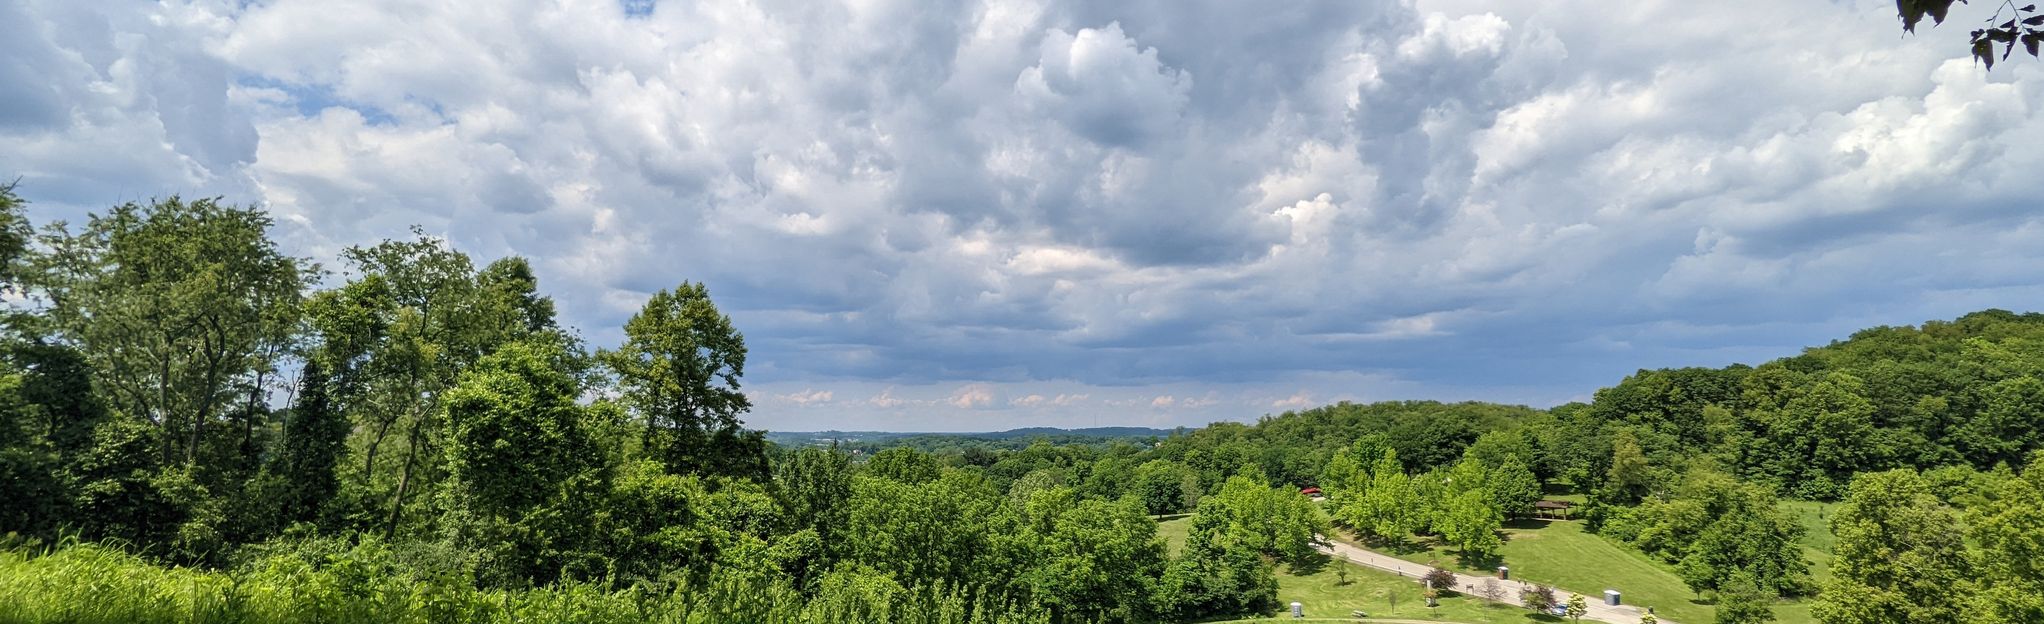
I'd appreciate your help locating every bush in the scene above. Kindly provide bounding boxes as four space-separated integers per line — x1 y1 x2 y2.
1422 567 1457 594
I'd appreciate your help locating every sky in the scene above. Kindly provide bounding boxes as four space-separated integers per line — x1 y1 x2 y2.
4 0 2044 432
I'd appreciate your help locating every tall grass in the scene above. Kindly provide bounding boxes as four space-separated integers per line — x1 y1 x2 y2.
0 542 1049 624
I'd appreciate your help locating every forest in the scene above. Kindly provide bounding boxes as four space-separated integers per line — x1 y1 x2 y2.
3 185 2044 624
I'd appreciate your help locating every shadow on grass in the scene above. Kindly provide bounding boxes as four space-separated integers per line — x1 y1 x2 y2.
1287 551 1332 575
1503 517 1553 531
1452 548 1503 570
1359 534 1432 556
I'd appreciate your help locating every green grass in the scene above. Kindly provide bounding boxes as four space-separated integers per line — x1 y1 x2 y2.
1782 500 1836 585
1157 518 1554 624
1347 516 1835 624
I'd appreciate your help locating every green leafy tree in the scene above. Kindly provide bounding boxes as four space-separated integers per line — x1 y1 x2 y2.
264 359 349 527
1605 429 1654 504
1436 488 1504 560
33 197 309 473
1813 469 1970 624
845 470 999 587
1130 459 1200 515
1968 454 2044 623
443 339 597 518
1155 504 1279 621
599 282 764 479
1203 466 1326 567
866 447 944 484
308 233 540 537
1018 497 1166 623
1348 449 1423 541
1715 570 1778 624
441 338 604 583
1565 593 1588 622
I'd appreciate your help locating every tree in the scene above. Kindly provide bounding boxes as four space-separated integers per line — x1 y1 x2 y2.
443 339 596 518
1812 469 1970 624
1200 466 1327 568
1968 454 2044 623
1348 449 1423 541
307 232 541 537
1020 498 1166 623
1156 508 1278 622
1715 571 1778 624
1488 457 1542 517
599 282 764 479
866 447 943 484
1131 459 1199 515
1565 593 1588 622
1605 429 1654 504
1436 488 1504 560
1422 567 1457 594
265 359 348 526
33 197 309 472
1894 1 2043 70
1618 470 1810 597
1521 584 1557 613
0 182 34 305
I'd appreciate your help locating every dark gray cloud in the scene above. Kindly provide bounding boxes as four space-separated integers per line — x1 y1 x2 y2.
4 0 2044 430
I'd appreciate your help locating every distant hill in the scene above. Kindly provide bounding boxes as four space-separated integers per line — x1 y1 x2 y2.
765 426 1176 451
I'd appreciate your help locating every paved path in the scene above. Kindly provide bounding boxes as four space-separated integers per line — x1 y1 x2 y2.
1314 537 1672 624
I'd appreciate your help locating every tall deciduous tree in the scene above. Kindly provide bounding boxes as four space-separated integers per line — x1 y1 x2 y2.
1813 469 1970 624
600 282 765 480
34 198 309 471
308 233 542 536
1968 454 2044 623
1436 488 1503 560
266 359 348 526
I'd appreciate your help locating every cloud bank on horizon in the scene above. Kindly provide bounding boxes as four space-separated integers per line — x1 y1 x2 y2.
4 0 2043 431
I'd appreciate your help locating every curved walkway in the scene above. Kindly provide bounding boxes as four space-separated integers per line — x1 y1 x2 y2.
1314 537 1674 624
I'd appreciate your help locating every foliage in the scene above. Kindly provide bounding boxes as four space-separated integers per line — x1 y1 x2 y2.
1895 0 2044 69
1564 593 1588 622
1520 584 1557 612
1599 469 1811 597
600 282 764 480
1812 469 1970 624
1715 571 1778 624
1434 488 1503 561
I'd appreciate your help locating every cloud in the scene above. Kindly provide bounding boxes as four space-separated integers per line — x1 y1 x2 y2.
1271 392 1314 410
948 383 998 409
777 389 835 406
5 0 2044 430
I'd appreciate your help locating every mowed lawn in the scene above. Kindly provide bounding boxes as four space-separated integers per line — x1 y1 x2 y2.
1156 517 1552 624
1352 506 1835 624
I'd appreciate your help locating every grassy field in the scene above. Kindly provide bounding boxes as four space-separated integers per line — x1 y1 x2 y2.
1358 519 1713 623
1157 518 1553 624
1343 500 1839 624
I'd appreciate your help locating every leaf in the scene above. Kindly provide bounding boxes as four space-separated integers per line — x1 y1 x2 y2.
2026 4 2039 11
1900 0 1924 31
2024 15 2044 25
2027 32 2043 57
1992 28 2019 42
1928 0 1953 24
1977 38 1997 69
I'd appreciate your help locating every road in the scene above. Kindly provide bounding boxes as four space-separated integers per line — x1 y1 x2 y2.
1313 537 1673 624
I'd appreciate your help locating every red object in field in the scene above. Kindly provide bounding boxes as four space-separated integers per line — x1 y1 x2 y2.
1300 487 1322 496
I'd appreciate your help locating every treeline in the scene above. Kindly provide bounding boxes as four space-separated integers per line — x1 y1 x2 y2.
7 179 2044 624
0 186 1361 623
